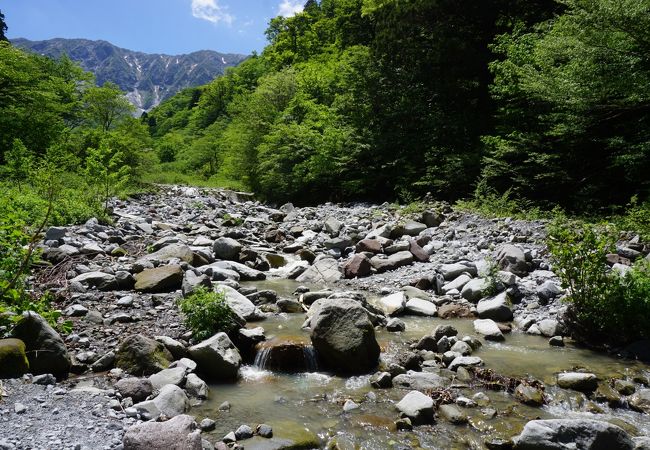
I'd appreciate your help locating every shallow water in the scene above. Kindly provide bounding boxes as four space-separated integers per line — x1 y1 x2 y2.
195 279 650 449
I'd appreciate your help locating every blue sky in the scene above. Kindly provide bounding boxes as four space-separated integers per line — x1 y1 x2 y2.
2 0 305 55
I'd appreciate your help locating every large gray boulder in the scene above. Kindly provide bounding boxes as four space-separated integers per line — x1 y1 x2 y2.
134 265 184 293
212 237 242 261
70 271 117 291
11 312 71 379
296 258 342 283
396 390 434 425
309 298 380 374
496 244 529 277
557 372 598 392
473 319 505 341
477 292 513 322
461 278 490 302
188 332 241 381
513 419 634 450
123 414 201 450
217 285 260 321
115 377 154 402
115 334 173 376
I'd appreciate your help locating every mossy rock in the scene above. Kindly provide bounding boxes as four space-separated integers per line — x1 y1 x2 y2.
0 338 30 378
115 334 172 376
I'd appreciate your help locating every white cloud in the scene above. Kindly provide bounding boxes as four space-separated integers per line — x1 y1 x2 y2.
191 0 234 25
278 0 304 17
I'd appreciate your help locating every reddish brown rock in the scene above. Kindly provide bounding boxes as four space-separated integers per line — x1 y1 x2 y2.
356 238 383 254
344 254 372 279
437 303 473 319
409 240 430 262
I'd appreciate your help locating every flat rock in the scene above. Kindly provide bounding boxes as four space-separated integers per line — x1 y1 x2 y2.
513 419 633 450
396 390 434 425
473 319 505 341
123 414 201 450
296 258 342 283
134 265 183 293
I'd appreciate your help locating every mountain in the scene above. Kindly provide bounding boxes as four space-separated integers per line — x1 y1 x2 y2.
12 37 247 113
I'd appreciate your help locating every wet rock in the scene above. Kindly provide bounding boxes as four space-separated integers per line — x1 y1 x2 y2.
433 325 459 341
513 419 634 450
629 389 650 414
200 418 216 432
115 377 154 402
515 384 545 407
614 379 635 396
448 356 483 371
256 424 273 438
296 258 342 283
188 332 242 381
11 311 70 379
473 319 505 341
134 265 184 293
310 298 380 374
0 338 29 378
185 373 209 399
594 383 622 407
116 334 173 376
370 372 393 389
123 414 201 450
235 424 254 440
213 237 243 261
392 371 446 390
386 318 406 332
70 271 118 291
396 390 434 425
548 336 564 347
276 298 303 313
377 292 406 316
404 298 437 316
557 372 598 393
477 292 513 322
438 404 468 425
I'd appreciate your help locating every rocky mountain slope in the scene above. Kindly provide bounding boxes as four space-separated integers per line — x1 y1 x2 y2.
13 38 247 113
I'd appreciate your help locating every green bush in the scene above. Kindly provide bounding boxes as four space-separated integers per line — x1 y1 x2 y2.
178 287 239 341
547 218 650 345
612 196 650 242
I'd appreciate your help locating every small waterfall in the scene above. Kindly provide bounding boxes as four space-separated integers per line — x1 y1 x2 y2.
303 345 319 372
254 347 272 369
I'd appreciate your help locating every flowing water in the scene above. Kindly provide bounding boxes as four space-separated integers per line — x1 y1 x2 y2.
195 279 650 449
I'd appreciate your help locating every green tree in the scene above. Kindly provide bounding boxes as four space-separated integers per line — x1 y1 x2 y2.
85 140 130 211
5 139 33 192
0 9 7 41
82 81 134 132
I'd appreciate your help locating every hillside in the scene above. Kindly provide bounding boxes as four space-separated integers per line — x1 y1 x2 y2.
12 37 247 113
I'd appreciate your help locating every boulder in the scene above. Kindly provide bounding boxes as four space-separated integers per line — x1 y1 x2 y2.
149 367 187 390
213 237 243 261
378 292 406 316
141 243 195 265
438 404 468 425
296 258 342 283
409 240 429 262
185 373 209 399
310 298 380 374
477 292 513 322
629 388 650 414
188 332 242 381
181 271 212 297
392 371 447 390
356 239 382 254
218 285 260 321
115 377 154 402
556 372 598 392
207 261 266 281
513 419 633 450
135 265 184 293
70 271 117 291
473 319 505 341
442 274 472 295
116 334 173 376
344 254 372 279
123 414 201 450
0 338 30 378
448 356 483 371
11 312 70 379
439 263 476 281
370 251 414 273
404 298 437 317
496 244 529 277
460 278 490 303
537 319 561 337
515 384 545 406
396 390 434 425
152 384 191 417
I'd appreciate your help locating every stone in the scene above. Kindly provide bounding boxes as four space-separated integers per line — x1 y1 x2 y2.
256 424 273 438
396 221 427 237
147 384 190 417
404 298 437 316
45 226 66 241
356 239 382 254
439 263 476 281
91 351 115 372
235 424 254 440
477 292 513 322
188 332 242 381
442 274 472 295
276 298 303 313
438 404 468 425
213 237 243 261
310 298 380 374
218 285 260 320
473 319 505 341
185 373 209 399
548 336 564 347
448 356 483 371
514 384 545 406
392 371 447 390
134 265 184 293
537 319 560 337
378 292 406 316
200 418 216 432
409 240 429 262
343 399 359 412
496 244 529 277
433 325 459 341
63 304 89 317
155 336 188 360
461 278 490 303
344 254 372 279
116 334 173 376
629 389 650 414
149 367 187 390
396 390 434 425
386 318 406 332
422 210 444 227
11 312 70 379
142 243 195 265
537 281 562 303
70 271 117 291
115 377 154 402
370 372 393 389
296 258 342 283
123 414 201 450
370 251 414 273
613 379 635 396
324 217 343 236
0 338 29 378
182 271 212 297
557 372 598 392
512 419 633 450
450 341 472 356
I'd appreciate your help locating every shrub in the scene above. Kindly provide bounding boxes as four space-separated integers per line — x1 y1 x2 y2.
178 287 240 341
547 217 650 345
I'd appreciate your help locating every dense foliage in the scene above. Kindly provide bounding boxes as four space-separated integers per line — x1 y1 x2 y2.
178 287 240 340
548 219 650 345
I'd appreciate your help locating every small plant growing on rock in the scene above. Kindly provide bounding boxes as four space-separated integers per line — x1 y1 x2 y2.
179 287 239 341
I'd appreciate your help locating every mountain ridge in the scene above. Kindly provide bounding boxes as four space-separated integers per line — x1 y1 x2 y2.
12 37 248 113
